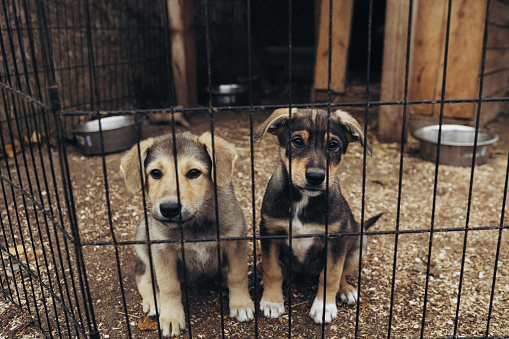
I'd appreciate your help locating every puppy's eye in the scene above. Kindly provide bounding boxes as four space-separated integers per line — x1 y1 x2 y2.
150 169 163 179
186 169 201 179
328 140 339 150
292 137 304 148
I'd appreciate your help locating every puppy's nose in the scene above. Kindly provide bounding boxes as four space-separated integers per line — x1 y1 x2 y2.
159 201 181 219
305 170 325 186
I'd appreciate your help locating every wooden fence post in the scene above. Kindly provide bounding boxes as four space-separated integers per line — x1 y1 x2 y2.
167 0 197 107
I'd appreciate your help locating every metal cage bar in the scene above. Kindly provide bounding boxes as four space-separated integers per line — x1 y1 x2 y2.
0 0 508 338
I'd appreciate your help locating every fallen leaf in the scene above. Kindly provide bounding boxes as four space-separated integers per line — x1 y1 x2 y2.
49 129 57 147
367 175 387 186
25 249 43 262
31 131 43 144
9 245 25 256
412 261 442 277
492 149 506 155
4 140 22 158
138 314 157 331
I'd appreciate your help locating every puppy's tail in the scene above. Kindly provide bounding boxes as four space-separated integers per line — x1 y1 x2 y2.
363 213 382 231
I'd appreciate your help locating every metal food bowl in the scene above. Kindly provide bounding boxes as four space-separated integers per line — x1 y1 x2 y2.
206 84 247 107
412 124 499 166
72 116 137 155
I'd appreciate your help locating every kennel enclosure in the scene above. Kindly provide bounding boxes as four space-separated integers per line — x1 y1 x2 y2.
1 0 509 338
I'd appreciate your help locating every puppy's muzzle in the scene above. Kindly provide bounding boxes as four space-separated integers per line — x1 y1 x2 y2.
153 199 182 222
160 201 181 219
305 170 325 186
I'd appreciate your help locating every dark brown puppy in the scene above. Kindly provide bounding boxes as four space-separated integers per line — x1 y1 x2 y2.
121 132 254 337
254 108 381 324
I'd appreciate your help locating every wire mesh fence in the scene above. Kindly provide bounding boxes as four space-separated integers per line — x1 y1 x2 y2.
0 0 508 338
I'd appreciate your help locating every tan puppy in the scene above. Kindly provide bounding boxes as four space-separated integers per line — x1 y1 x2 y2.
121 132 254 337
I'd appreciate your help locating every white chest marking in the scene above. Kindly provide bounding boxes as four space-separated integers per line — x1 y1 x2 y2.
182 242 215 267
286 196 316 263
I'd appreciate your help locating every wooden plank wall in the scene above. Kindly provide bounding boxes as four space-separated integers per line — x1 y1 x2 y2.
480 0 509 126
409 0 487 119
312 0 354 98
441 0 487 119
167 0 197 107
379 0 508 142
407 0 447 117
378 0 418 142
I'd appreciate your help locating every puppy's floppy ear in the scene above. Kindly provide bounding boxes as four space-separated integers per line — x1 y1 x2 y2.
333 109 373 156
253 108 298 142
199 132 237 188
120 138 154 193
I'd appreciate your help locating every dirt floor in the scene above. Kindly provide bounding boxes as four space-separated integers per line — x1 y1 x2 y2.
1 102 509 338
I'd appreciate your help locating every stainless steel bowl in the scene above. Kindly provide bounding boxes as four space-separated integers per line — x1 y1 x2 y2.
207 84 248 106
72 116 137 155
412 125 499 166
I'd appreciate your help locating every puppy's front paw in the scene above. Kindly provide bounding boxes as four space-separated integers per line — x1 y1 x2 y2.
309 297 337 324
142 295 158 317
260 299 285 318
230 304 255 322
159 306 186 337
230 296 255 322
340 289 360 305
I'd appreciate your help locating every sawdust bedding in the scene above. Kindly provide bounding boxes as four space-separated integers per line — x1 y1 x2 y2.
1 109 508 338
